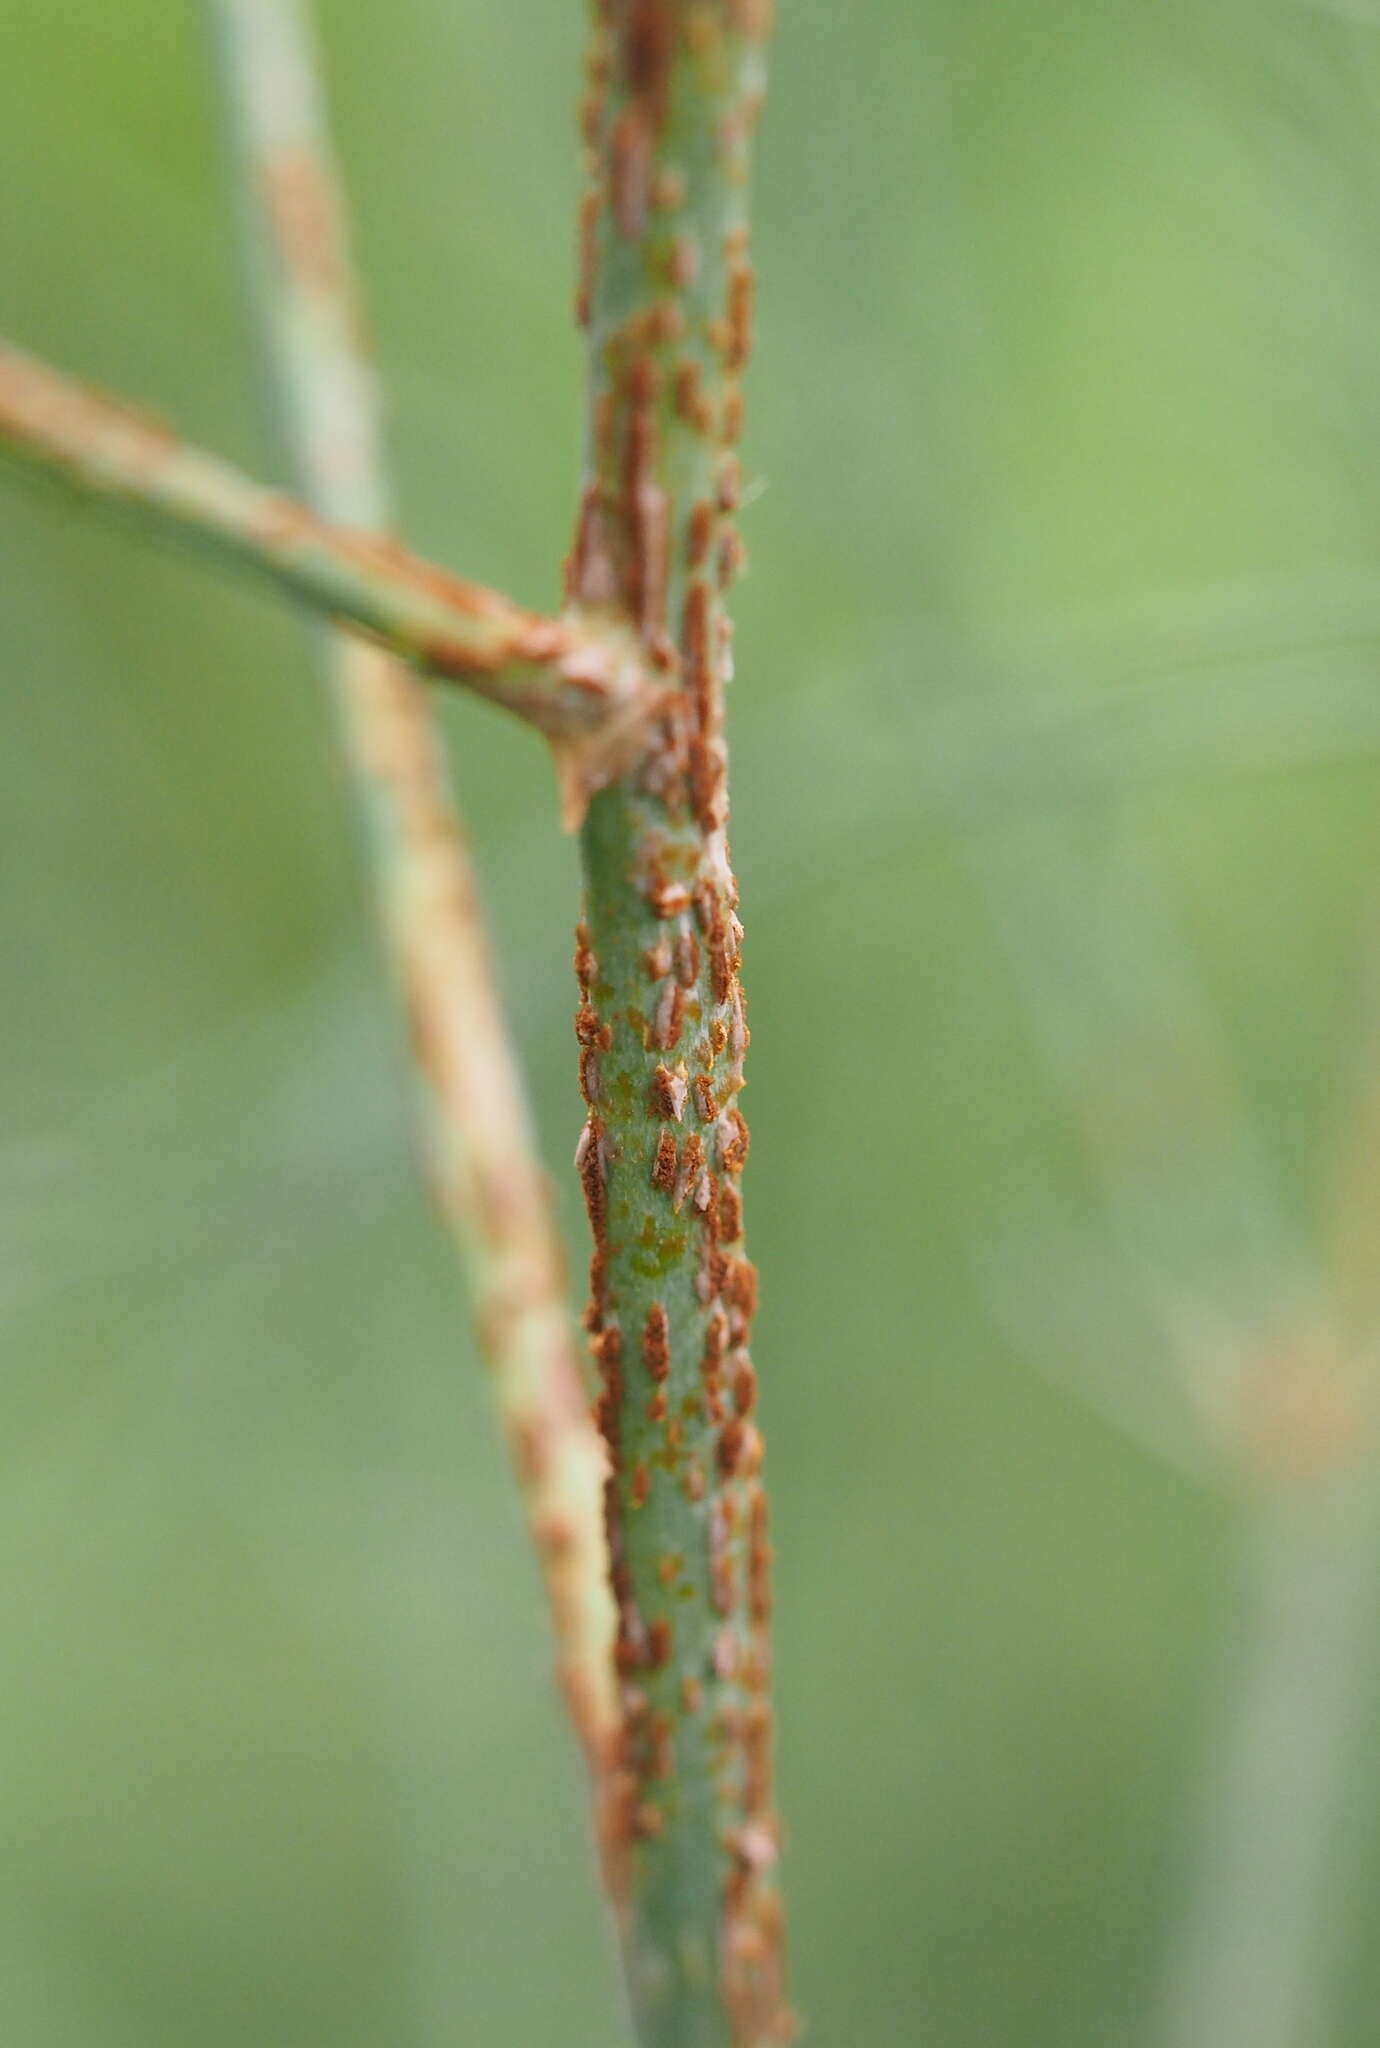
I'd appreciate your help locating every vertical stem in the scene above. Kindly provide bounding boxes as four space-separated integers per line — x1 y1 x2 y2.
206 0 618 1782
570 7 789 2044
1161 1476 1380 2048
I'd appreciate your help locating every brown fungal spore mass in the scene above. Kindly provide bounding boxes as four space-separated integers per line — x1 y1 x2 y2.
569 4 787 2042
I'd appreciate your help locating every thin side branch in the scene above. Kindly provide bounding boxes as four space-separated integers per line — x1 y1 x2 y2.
204 0 619 1772
0 336 650 761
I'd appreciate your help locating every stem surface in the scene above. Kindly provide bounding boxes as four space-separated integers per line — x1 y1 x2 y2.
570 6 789 2042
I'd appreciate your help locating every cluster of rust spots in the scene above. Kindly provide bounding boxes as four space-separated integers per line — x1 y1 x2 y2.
570 6 787 2036
573 921 615 1358
638 863 782 2029
581 833 780 1970
568 8 759 686
576 974 615 1110
629 839 782 1968
699 879 746 1004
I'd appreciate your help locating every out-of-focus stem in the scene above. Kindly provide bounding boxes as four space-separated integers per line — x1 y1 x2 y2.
204 0 618 1781
1161 893 1380 2048
1161 1474 1380 2048
569 7 790 2043
0 335 650 754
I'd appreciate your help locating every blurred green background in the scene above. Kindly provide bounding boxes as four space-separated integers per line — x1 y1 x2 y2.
4 3 1380 2042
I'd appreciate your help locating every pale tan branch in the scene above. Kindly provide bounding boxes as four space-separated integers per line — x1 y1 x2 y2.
205 0 618 1769
0 335 648 753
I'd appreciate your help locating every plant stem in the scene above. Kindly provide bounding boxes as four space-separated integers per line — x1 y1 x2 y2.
569 7 789 2043
1161 1474 1380 2048
0 336 649 753
203 0 620 1780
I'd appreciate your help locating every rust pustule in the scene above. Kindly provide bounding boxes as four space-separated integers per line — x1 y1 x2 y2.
576 999 613 1049
650 978 687 1050
718 1105 750 1172
718 1415 747 1475
575 190 601 327
651 164 688 211
651 1061 690 1120
643 298 687 347
609 106 653 237
574 919 598 994
728 0 776 36
575 1113 608 1233
566 480 618 607
670 233 701 287
674 1130 707 1212
724 262 756 371
687 497 716 569
651 1127 679 1191
675 359 717 432
621 0 678 128
748 1487 773 1623
702 1306 729 1383
642 1302 672 1381
725 1255 759 1323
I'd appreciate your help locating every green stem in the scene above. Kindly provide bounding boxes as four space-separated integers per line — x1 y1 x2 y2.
0 335 648 749
570 7 790 2043
203 0 621 1782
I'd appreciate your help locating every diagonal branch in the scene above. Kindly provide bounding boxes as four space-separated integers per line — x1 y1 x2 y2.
0 335 651 756
204 0 621 1779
